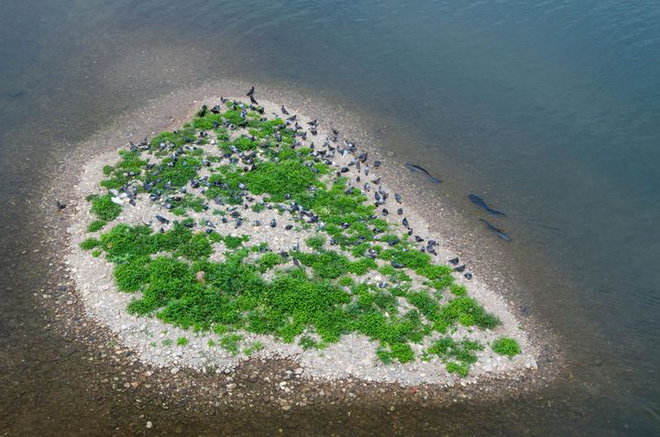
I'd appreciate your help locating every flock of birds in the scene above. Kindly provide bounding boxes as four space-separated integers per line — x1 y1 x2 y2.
71 87 516 284
246 88 479 279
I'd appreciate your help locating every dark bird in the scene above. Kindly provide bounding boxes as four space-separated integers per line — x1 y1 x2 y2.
449 257 459 265
250 95 259 105
56 200 66 210
281 105 289 115
246 86 254 96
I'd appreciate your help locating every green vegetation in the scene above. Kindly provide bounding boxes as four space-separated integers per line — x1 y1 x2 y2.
244 341 264 356
83 99 509 376
80 238 100 250
427 337 484 377
492 337 521 358
90 194 122 221
88 220 107 232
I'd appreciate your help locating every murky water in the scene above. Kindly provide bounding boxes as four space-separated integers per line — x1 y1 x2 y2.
1 0 659 434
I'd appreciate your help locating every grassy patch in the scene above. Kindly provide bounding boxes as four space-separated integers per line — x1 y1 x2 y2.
427 337 484 377
90 194 122 222
80 238 100 250
492 337 521 358
87 220 107 232
83 101 505 373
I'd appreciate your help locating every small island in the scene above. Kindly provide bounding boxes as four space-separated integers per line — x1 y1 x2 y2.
67 95 536 386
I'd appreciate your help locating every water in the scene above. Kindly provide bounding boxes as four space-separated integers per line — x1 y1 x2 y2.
1 0 659 434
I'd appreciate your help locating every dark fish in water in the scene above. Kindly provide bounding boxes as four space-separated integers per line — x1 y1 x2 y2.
404 163 442 183
480 219 512 242
469 194 506 216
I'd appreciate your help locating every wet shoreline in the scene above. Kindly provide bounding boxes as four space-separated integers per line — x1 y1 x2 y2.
3 83 579 433
0 80 637 435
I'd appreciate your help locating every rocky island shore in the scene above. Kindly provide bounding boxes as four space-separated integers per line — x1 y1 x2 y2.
66 93 537 387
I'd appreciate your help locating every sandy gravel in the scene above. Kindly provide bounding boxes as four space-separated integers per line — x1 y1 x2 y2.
66 96 538 386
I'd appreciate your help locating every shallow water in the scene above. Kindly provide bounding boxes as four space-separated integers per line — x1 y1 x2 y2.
1 0 659 434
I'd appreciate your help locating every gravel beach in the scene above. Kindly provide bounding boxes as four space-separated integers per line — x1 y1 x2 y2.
65 95 538 387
